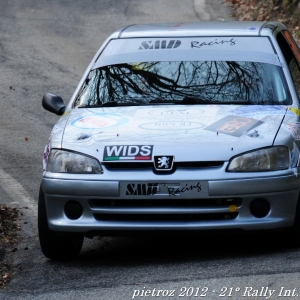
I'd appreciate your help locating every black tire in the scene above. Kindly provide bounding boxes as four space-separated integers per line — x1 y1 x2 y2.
284 193 300 247
38 186 84 260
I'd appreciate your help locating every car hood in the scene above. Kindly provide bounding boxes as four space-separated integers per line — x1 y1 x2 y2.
55 105 294 162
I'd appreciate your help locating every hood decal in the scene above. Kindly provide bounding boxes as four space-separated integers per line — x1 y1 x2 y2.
147 108 204 116
231 105 289 117
139 121 205 131
204 115 263 137
70 113 128 130
282 123 300 140
59 105 289 161
287 107 300 117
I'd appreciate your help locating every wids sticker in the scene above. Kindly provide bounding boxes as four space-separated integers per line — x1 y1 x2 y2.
104 145 153 161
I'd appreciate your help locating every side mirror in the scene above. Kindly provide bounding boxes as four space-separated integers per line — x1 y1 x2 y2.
42 93 66 115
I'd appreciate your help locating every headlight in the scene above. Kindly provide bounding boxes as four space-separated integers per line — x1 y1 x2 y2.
46 149 103 174
227 146 289 172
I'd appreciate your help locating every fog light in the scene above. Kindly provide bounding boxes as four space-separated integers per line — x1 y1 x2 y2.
250 198 270 218
64 201 83 220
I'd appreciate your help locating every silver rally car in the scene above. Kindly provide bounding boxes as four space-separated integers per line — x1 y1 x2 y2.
40 21 300 259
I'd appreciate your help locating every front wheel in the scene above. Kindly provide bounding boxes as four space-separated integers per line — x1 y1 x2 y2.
285 193 300 247
38 186 84 260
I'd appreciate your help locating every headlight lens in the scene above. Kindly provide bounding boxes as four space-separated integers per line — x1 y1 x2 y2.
227 146 289 172
46 149 103 174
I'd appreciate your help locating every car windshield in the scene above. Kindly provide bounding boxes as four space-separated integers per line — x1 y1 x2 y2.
74 61 291 107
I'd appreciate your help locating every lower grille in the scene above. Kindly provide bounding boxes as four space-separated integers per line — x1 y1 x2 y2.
93 212 238 222
90 198 241 223
89 198 242 209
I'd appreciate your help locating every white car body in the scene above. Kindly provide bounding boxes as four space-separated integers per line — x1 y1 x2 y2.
39 21 300 259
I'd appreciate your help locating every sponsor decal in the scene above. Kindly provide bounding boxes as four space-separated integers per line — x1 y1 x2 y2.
124 181 203 197
205 115 263 137
282 123 300 140
191 38 236 49
154 156 174 171
232 105 289 117
126 183 158 195
288 107 300 117
104 145 153 161
70 113 128 130
168 182 202 196
148 108 204 116
139 121 205 131
139 40 181 50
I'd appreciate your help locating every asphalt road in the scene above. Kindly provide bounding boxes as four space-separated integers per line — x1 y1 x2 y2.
1 1 300 299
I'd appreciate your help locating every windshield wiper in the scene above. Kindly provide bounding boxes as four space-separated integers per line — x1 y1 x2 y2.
180 97 212 104
78 104 103 108
79 100 145 108
80 98 252 108
181 97 252 105
148 97 213 105
101 101 118 107
148 99 178 104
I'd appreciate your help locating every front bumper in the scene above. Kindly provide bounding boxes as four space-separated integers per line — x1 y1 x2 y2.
41 167 300 234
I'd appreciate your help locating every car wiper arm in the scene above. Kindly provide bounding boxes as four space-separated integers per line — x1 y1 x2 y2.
101 101 118 107
148 99 174 103
180 97 212 104
181 97 252 105
148 97 212 104
80 98 251 108
78 104 103 108
79 100 146 108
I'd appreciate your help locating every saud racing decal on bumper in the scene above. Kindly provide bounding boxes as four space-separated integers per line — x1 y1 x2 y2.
121 181 206 198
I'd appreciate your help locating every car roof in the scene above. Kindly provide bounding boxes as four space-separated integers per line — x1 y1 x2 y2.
115 21 287 38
